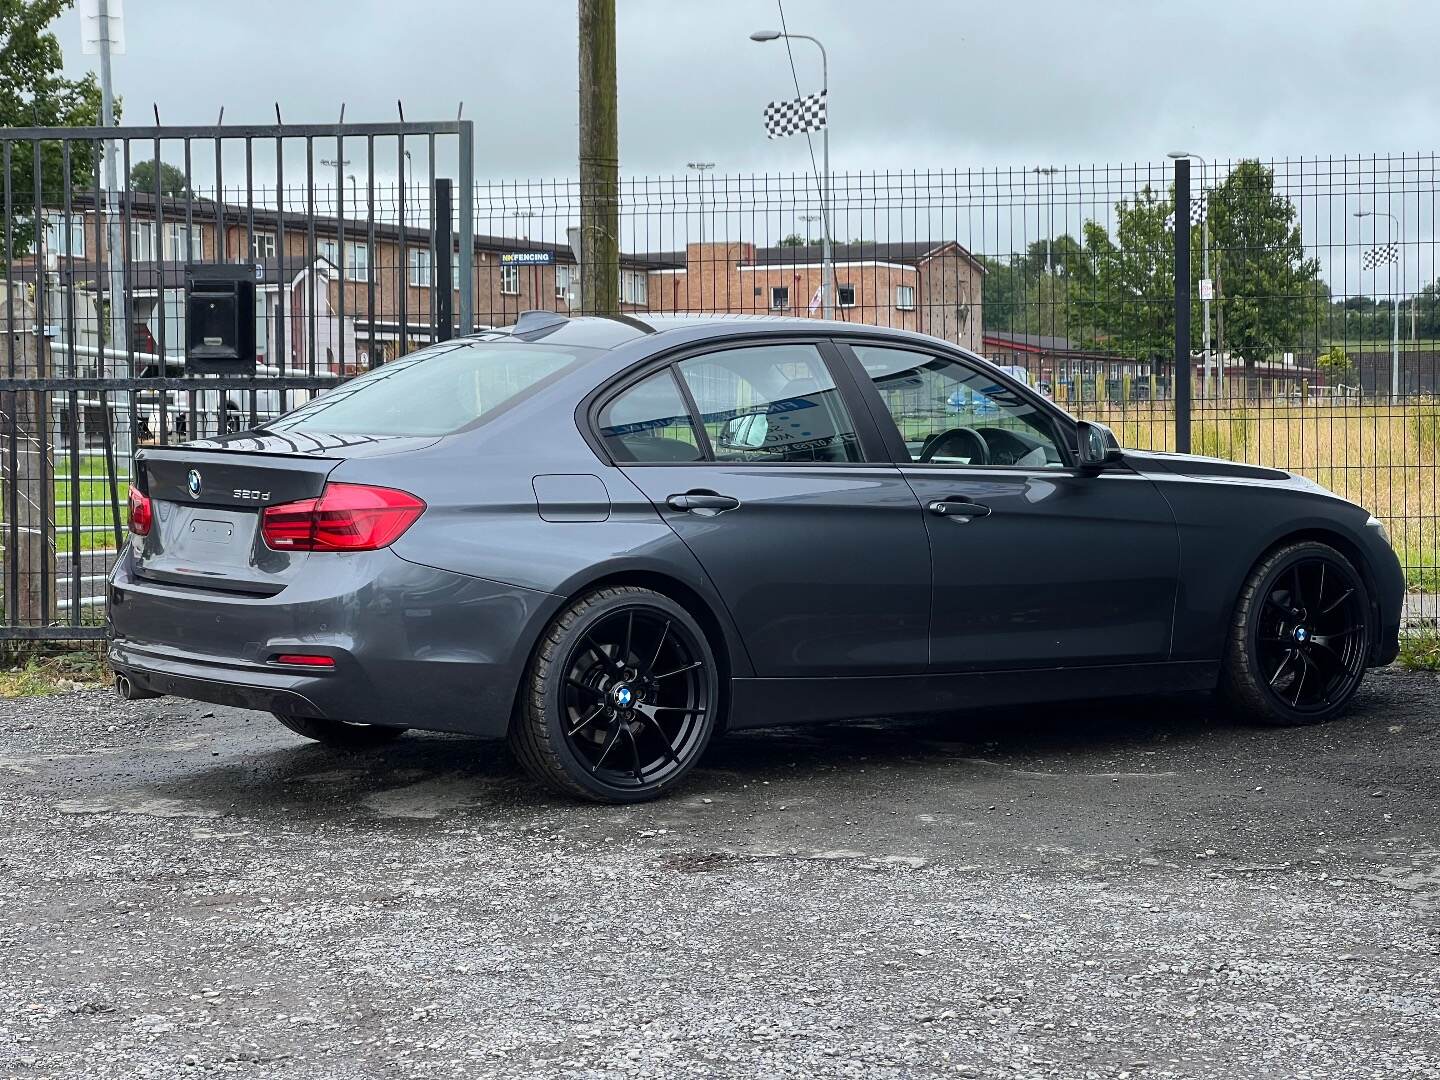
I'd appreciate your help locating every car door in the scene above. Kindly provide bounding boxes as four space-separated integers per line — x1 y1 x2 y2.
594 339 931 678
836 340 1180 672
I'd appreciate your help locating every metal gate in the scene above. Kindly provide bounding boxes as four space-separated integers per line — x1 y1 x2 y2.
0 119 475 639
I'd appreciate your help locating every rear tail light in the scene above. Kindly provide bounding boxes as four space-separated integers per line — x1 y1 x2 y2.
127 484 152 536
273 654 336 669
260 483 425 552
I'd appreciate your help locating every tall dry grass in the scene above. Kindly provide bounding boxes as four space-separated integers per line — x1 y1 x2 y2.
1074 398 1440 588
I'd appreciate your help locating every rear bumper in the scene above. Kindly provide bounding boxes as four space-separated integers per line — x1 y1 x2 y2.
108 546 562 738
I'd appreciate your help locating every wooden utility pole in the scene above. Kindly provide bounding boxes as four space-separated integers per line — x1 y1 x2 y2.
578 0 620 315
0 284 56 627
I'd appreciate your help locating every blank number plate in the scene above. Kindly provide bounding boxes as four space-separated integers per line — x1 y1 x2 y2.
188 519 235 544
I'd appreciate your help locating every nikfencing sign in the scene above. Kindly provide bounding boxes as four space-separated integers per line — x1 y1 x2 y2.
499 251 554 266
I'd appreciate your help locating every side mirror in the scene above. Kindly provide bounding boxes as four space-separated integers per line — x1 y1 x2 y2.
1076 420 1123 469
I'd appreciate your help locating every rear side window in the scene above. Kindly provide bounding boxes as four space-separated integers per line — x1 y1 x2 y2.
597 370 704 463
266 341 586 437
676 343 862 464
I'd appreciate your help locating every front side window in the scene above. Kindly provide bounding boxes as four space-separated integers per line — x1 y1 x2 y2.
895 284 915 310
266 341 586 437
676 343 862 464
500 264 520 295
770 286 790 311
556 265 573 302
851 344 1063 468
251 232 277 260
318 239 339 266
838 283 856 308
597 370 703 463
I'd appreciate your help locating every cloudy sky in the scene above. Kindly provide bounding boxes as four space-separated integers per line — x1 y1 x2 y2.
55 0 1439 179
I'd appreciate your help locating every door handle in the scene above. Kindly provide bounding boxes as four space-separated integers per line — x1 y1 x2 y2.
667 492 741 513
927 498 991 519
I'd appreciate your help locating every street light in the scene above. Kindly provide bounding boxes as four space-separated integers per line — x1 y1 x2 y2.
800 212 820 245
751 27 833 319
1169 151 1214 398
687 161 715 252
1355 209 1402 397
1033 166 1058 273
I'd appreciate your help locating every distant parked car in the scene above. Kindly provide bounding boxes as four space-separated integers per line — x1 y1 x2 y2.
110 313 1403 803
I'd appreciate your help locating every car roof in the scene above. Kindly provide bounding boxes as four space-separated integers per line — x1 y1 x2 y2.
465 311 952 353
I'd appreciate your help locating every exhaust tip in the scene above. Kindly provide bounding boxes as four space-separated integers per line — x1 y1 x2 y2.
114 673 160 701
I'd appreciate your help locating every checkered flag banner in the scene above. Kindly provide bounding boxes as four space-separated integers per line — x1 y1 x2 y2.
764 90 827 139
1363 243 1398 270
1163 198 1208 231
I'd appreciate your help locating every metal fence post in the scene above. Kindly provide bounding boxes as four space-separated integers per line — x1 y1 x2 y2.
1173 156 1192 454
434 178 454 341
457 121 475 335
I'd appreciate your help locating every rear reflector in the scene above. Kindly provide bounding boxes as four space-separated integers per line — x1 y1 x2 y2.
127 484 152 536
274 654 336 668
260 483 425 552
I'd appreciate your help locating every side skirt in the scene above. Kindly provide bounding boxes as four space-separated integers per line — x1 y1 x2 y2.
727 661 1220 731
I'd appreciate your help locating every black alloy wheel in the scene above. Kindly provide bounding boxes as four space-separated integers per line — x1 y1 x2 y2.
510 587 720 802
1222 542 1371 725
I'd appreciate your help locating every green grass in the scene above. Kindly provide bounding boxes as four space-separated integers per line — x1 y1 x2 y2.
0 644 108 697
1395 628 1440 672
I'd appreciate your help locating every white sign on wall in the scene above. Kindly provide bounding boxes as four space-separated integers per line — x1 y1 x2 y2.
1198 278 1214 301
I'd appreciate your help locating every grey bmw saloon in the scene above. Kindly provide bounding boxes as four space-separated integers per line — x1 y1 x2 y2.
109 313 1404 802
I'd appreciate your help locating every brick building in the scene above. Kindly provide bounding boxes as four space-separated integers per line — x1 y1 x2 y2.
30 194 655 373
639 240 985 351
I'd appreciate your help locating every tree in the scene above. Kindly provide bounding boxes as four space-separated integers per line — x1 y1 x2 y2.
0 0 105 259
1316 345 1357 388
128 159 190 198
1410 279 1440 338
1082 185 1177 362
1206 160 1321 395
778 233 805 247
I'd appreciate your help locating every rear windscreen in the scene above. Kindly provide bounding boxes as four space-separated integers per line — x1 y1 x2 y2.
264 341 588 437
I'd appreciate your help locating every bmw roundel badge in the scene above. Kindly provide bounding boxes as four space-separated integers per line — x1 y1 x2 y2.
186 469 203 499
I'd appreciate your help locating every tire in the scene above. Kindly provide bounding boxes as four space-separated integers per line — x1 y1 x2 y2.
272 713 409 748
1220 541 1371 726
508 586 721 803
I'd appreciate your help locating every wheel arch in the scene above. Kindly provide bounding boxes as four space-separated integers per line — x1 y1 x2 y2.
517 566 746 735
1240 526 1385 661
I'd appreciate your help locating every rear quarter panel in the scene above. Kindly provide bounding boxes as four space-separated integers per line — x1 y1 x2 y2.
327 377 756 679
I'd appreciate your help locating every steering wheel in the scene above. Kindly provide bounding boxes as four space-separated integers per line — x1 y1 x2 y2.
919 426 989 465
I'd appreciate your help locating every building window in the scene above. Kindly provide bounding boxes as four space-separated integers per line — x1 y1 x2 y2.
318 239 339 266
163 223 202 262
408 247 432 287
621 270 647 306
500 264 520 295
452 253 461 292
838 283 856 308
127 221 155 262
895 284 916 310
250 232 277 260
770 286 790 311
44 214 85 257
556 264 574 304
347 242 370 282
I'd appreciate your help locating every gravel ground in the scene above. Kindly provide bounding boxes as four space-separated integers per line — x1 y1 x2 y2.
1 671 1438 1080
